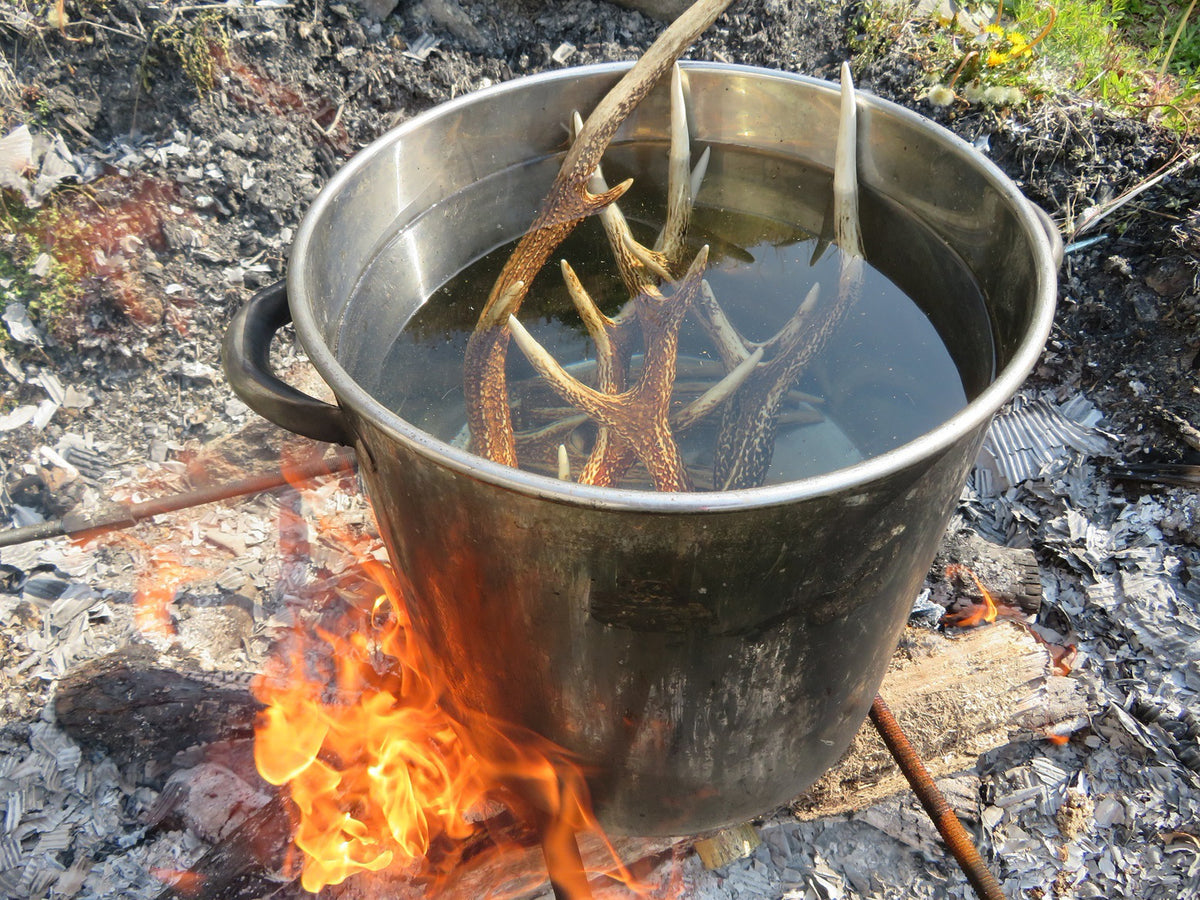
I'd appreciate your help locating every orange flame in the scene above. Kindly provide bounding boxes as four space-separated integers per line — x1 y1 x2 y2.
941 564 999 628
253 568 484 890
253 546 641 896
151 869 204 896
131 542 207 638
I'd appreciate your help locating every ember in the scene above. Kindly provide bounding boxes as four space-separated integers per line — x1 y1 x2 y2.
150 868 204 896
941 563 1000 628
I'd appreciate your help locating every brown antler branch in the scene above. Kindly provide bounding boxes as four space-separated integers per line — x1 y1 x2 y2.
463 0 737 468
507 247 711 492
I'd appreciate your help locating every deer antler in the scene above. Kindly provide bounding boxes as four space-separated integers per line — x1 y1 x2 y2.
557 65 722 487
507 247 711 492
463 0 737 468
710 62 866 490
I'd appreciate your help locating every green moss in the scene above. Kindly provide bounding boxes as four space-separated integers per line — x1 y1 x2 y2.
0 196 85 344
146 10 231 96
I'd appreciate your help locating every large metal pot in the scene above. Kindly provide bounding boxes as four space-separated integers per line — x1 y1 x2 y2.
224 62 1059 836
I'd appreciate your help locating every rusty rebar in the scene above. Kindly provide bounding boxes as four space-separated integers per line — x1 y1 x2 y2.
869 694 1006 900
0 450 357 548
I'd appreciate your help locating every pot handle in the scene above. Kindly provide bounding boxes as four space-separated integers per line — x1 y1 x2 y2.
222 280 353 446
1029 202 1064 269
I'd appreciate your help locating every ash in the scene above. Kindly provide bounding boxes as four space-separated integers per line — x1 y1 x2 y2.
1 1 1198 898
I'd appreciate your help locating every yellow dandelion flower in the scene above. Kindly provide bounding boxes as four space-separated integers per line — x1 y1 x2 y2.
986 49 1010 66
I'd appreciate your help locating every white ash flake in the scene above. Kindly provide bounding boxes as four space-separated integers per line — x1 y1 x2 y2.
0 719 203 900
973 392 1114 496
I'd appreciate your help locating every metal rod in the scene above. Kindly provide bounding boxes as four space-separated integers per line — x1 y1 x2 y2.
0 451 358 548
0 518 74 548
870 694 1007 900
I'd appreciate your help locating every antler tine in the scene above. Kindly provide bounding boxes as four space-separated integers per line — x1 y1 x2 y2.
464 0 737 468
574 112 652 301
690 145 711 205
712 283 820 491
508 245 710 492
713 64 865 491
672 345 763 432
693 279 753 370
560 258 638 485
834 61 866 265
560 259 623 394
654 64 697 269
622 233 675 282
576 61 707 302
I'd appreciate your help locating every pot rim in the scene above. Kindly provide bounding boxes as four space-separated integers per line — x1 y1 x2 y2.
288 60 1058 513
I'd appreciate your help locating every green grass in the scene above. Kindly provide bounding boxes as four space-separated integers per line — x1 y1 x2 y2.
1008 0 1195 118
0 198 85 344
1125 0 1199 76
1010 0 1198 127
867 0 1199 129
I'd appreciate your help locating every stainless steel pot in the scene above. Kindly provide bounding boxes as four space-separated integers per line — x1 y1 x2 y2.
223 62 1060 836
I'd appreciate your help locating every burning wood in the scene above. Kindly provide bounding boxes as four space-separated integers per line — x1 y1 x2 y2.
796 620 1088 823
249 538 643 896
941 563 1001 627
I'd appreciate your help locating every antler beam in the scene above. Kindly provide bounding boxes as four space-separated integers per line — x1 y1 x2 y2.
463 0 737 468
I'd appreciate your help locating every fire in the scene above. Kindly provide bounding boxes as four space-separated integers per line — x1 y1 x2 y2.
252 547 639 896
941 563 999 628
253 564 486 890
150 868 204 896
111 537 206 638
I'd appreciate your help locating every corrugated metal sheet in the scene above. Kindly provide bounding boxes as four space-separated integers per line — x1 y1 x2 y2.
976 395 1112 493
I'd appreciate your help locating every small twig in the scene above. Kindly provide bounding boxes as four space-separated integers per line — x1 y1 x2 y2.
162 3 292 26
318 101 344 137
1155 405 1200 453
65 19 144 40
1074 149 1200 237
